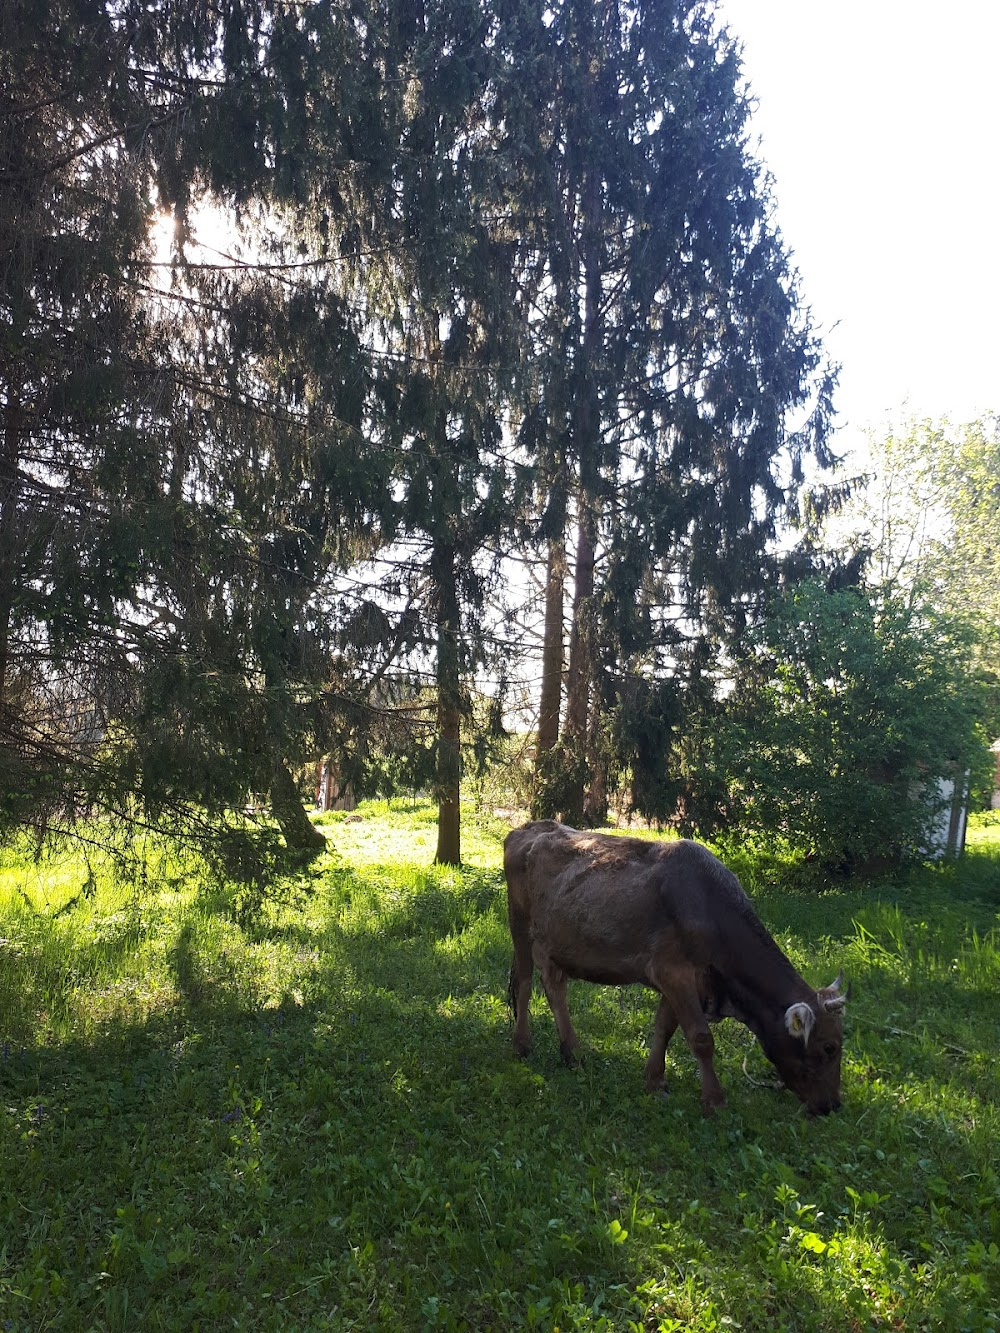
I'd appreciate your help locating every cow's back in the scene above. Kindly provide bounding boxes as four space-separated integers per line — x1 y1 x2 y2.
505 822 767 982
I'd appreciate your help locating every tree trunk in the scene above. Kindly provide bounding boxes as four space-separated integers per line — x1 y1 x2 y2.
560 505 597 822
558 136 603 823
270 758 326 856
584 762 608 824
433 540 462 866
0 392 21 709
536 535 566 756
583 688 609 824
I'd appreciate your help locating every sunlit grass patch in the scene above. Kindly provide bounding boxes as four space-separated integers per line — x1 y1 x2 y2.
1 807 998 1331
316 795 509 868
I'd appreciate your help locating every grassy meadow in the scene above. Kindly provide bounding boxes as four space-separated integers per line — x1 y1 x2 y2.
1 801 998 1332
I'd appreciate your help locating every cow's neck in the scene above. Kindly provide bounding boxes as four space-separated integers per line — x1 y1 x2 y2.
722 911 814 1029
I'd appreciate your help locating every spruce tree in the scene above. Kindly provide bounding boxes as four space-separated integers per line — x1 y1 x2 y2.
0 2 393 853
0 1 189 832
296 0 524 864
487 0 837 822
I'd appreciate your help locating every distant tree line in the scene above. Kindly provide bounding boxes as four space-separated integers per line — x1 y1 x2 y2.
2 0 993 874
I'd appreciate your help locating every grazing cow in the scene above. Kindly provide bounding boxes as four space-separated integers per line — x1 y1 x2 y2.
504 820 847 1116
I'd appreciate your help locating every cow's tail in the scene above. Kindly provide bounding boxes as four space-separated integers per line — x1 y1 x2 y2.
506 953 519 1018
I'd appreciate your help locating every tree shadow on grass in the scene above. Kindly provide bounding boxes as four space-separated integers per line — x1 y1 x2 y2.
2 853 997 1331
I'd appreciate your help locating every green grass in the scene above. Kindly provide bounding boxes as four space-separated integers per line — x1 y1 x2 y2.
1 801 998 1331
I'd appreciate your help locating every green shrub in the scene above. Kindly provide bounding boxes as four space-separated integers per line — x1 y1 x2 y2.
716 580 992 872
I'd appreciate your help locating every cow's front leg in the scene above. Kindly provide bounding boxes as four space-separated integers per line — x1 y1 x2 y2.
661 978 725 1115
686 1022 724 1116
645 994 678 1094
536 953 580 1066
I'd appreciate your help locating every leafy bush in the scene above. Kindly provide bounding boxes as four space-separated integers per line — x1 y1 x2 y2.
716 579 993 872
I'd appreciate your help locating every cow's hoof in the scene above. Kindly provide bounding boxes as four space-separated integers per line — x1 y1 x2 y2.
513 1040 532 1059
559 1041 581 1068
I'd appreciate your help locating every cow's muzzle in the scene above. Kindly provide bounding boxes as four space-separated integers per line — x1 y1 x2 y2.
809 1098 841 1116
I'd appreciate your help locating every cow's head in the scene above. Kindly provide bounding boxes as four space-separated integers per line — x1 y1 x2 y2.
764 974 848 1115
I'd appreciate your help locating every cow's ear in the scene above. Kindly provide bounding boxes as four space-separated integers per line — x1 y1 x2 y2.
785 1002 815 1045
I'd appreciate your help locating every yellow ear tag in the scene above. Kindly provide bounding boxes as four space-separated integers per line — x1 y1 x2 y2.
785 1003 815 1042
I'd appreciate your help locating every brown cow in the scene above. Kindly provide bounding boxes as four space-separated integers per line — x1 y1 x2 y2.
504 820 847 1116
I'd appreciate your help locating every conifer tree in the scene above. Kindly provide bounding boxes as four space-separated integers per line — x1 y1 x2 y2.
0 2 393 853
0 1 191 831
486 0 837 822
295 0 524 863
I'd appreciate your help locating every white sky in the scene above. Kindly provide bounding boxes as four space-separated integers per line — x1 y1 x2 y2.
720 0 1000 454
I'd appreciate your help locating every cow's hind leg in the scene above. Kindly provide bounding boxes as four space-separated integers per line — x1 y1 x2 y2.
537 952 580 1067
645 995 678 1094
508 907 534 1057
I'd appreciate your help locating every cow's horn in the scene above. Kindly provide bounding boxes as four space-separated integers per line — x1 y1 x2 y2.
785 1001 815 1046
822 971 851 1009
